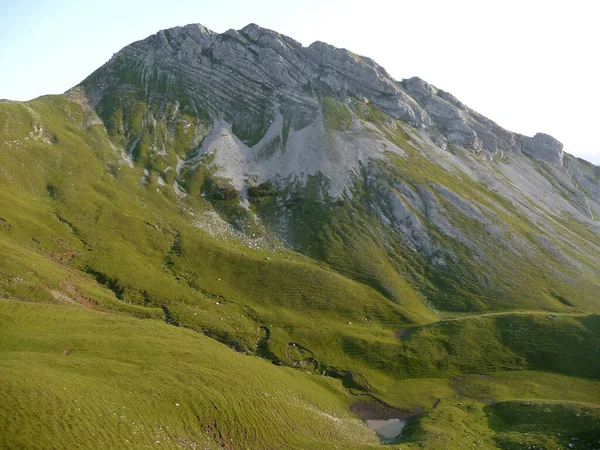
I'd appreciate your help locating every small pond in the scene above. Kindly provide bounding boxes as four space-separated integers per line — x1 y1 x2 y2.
366 418 407 442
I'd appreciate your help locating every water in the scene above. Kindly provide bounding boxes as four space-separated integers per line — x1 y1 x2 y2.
366 418 407 441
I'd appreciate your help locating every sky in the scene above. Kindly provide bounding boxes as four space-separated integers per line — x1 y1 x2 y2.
1 0 598 164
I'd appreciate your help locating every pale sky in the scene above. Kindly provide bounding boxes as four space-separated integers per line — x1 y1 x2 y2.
1 0 598 164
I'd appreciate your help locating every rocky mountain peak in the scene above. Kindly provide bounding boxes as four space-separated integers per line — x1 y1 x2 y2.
79 22 568 169
156 23 216 47
239 23 302 49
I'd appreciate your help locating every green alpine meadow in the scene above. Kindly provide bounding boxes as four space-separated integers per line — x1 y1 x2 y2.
1 23 599 449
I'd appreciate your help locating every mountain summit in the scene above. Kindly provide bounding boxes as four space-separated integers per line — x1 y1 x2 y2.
71 22 599 313
80 23 565 165
1 23 599 449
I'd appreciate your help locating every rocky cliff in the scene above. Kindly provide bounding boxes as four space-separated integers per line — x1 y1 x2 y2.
79 23 567 164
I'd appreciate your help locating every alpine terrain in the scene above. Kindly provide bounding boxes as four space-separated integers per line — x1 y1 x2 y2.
1 23 599 449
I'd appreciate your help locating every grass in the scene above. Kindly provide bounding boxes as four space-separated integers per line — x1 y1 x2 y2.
322 96 353 131
394 313 600 379
3 299 598 449
0 299 380 449
1 92 599 448
393 374 600 449
488 401 600 449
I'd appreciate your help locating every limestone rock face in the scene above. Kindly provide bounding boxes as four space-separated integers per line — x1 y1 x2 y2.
79 22 567 165
521 133 564 165
402 76 544 160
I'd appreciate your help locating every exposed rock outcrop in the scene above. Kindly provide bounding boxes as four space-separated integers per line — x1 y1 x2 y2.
521 132 564 165
77 23 565 166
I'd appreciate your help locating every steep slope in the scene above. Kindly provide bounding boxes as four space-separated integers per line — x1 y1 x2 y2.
1 22 599 449
76 23 600 314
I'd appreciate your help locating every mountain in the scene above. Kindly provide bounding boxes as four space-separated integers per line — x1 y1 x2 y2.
74 22 600 315
1 23 599 449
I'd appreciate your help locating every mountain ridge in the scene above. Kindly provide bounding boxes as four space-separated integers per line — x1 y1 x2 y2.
76 22 568 167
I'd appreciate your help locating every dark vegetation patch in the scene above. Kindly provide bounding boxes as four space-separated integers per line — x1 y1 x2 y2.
257 135 281 159
203 178 239 201
169 231 183 256
55 215 82 238
46 184 57 199
285 342 318 370
321 368 371 392
84 267 125 300
255 326 281 365
552 291 575 307
229 97 270 147
161 306 178 326
248 181 276 198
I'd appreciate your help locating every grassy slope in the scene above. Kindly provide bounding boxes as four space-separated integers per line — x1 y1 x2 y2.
0 299 379 449
354 100 600 313
245 97 600 360
3 298 599 449
0 95 417 362
0 300 600 448
1 95 600 448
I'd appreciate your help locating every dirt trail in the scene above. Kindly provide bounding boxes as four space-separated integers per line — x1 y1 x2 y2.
51 279 97 309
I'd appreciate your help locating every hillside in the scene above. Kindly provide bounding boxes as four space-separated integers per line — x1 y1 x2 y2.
1 23 599 449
